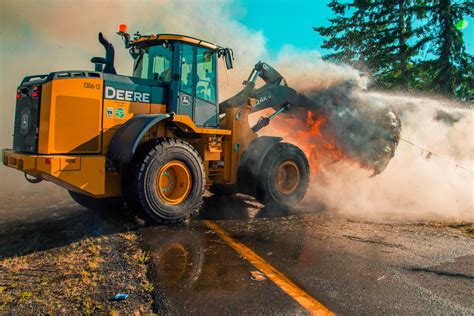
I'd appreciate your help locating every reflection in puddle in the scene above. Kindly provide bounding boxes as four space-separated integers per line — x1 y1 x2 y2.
142 225 249 294
147 228 204 289
158 243 195 284
139 193 322 313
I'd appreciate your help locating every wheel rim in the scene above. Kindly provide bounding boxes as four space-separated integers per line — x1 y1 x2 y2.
156 160 192 205
275 160 300 195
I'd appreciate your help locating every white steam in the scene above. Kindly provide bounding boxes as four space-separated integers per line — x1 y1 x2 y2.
302 93 474 221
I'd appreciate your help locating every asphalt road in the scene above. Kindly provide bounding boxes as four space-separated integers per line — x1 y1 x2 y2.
143 194 474 315
1 188 473 314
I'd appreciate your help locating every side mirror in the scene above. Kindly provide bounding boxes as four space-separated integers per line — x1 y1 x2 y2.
224 48 234 70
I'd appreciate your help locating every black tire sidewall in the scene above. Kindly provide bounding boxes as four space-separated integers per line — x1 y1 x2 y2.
257 143 310 207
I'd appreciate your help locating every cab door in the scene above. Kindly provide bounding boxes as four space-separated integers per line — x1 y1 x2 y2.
177 44 195 120
194 47 218 127
178 44 218 127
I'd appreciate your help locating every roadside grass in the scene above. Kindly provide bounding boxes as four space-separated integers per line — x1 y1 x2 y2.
0 231 154 314
447 223 474 238
411 222 474 239
462 225 474 238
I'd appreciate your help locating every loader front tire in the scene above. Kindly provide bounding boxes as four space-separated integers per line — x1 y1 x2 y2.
256 142 310 209
133 138 205 223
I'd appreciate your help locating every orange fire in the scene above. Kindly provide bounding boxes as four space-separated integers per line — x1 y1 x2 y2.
306 112 343 161
267 110 345 177
306 111 325 137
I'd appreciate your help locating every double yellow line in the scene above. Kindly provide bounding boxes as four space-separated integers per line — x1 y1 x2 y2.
204 220 334 316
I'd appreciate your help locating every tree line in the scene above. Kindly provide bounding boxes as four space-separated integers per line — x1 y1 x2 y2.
314 0 473 101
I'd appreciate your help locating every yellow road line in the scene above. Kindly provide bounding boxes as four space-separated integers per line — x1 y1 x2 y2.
204 220 334 316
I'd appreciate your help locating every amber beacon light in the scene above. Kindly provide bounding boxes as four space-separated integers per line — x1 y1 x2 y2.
118 24 128 33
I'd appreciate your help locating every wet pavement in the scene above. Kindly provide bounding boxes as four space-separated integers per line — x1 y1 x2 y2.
0 189 473 314
142 194 474 315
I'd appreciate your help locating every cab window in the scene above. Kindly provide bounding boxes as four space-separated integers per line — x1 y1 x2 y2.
133 44 172 83
196 47 216 103
180 45 195 95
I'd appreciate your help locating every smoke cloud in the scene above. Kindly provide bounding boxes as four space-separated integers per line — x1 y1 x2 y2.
285 92 474 221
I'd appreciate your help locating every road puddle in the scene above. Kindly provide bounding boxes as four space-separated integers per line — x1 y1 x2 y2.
139 194 307 314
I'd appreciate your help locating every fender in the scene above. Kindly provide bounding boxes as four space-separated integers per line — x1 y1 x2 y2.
108 113 171 163
237 136 282 195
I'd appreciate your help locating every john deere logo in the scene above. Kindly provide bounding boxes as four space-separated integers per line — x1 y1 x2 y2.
105 86 150 103
115 107 125 119
181 95 191 106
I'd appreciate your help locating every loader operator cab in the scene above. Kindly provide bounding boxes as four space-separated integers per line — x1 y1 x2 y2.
125 31 233 128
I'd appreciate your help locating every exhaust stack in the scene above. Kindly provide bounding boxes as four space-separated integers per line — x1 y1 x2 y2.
90 32 117 74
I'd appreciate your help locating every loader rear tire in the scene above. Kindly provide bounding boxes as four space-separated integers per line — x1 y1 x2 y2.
256 142 309 209
133 138 205 223
68 191 123 211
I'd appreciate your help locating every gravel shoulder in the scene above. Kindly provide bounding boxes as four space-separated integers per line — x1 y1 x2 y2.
0 189 154 314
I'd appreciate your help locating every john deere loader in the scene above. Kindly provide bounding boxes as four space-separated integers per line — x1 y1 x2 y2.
2 26 320 223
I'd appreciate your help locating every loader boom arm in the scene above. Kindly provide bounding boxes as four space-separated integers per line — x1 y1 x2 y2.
219 61 317 115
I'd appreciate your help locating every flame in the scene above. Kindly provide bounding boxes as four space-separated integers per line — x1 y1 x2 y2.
256 109 366 179
270 110 346 177
305 111 344 164
306 111 325 137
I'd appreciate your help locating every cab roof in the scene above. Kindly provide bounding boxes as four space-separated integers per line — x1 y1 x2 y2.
131 33 221 50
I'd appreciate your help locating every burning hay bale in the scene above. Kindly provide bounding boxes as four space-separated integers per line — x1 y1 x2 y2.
275 81 402 176
315 88 401 175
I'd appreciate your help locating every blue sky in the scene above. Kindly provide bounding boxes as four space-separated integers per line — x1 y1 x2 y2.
236 0 473 56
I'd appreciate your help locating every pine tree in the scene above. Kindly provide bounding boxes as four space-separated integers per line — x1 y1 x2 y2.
424 0 473 99
315 1 474 100
315 0 430 90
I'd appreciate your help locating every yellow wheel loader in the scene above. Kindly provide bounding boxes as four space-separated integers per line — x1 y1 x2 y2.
2 26 316 223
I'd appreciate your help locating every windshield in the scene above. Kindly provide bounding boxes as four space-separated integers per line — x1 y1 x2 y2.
133 44 173 83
